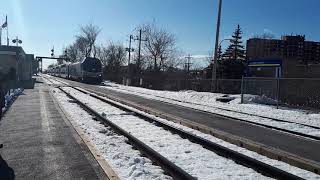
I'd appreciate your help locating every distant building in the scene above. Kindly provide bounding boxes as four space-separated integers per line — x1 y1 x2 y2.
246 35 320 78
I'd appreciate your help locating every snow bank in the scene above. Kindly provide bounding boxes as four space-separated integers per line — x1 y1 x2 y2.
1 88 23 113
241 94 278 105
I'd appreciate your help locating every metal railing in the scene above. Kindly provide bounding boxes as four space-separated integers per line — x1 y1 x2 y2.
241 77 320 108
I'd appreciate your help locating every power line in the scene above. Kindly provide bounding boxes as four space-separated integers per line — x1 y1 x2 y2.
185 54 193 74
133 29 147 70
125 35 134 85
126 35 134 65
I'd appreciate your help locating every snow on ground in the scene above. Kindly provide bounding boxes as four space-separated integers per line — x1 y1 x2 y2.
1 88 23 113
63 87 273 179
41 75 53 85
100 81 320 129
52 88 171 180
49 76 70 85
65 86 320 180
49 78 64 85
41 74 68 85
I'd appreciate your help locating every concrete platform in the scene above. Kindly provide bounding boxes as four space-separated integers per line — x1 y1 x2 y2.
0 81 108 180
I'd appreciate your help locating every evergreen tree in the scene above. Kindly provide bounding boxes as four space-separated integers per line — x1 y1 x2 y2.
222 24 245 60
217 45 223 61
220 24 246 79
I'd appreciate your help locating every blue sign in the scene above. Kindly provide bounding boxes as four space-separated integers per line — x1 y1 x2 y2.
248 59 282 67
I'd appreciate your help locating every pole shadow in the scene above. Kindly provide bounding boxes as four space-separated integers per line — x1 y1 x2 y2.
0 154 15 180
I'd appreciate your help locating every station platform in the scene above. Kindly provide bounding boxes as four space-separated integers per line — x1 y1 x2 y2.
0 80 108 179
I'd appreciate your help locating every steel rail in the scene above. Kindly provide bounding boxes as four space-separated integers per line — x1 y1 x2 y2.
58 87 195 180
72 82 320 141
53 76 320 141
99 84 320 131
50 75 320 131
70 86 303 180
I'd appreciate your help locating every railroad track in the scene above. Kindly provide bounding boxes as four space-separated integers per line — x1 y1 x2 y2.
48 74 320 143
53 75 320 142
104 87 319 130
43 76 320 175
95 83 320 142
58 85 303 180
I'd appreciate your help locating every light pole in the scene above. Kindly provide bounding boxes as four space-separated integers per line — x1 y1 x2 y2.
219 38 232 48
211 38 232 92
211 0 223 92
12 36 22 46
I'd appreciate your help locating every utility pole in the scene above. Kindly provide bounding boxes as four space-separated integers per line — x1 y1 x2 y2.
134 29 147 70
185 54 193 75
184 54 193 89
125 35 134 86
211 0 223 92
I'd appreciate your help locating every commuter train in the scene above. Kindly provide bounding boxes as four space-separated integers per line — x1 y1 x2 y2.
48 57 103 84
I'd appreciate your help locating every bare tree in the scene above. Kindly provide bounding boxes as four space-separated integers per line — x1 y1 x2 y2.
103 42 126 69
140 22 177 71
77 23 101 58
97 41 127 81
163 50 184 70
94 45 108 64
63 23 101 62
63 43 80 63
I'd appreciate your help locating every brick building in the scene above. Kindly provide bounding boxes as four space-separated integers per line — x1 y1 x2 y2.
246 35 320 78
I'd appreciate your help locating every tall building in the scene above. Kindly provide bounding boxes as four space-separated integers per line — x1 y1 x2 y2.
246 35 320 78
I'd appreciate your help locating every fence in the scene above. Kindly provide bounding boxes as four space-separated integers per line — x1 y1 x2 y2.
104 73 320 108
241 77 320 108
128 77 242 94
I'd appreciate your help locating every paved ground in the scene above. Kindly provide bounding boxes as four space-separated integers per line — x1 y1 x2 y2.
0 81 107 180
58 78 320 165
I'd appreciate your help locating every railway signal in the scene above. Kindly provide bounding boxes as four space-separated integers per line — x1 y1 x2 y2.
51 47 54 57
12 36 22 46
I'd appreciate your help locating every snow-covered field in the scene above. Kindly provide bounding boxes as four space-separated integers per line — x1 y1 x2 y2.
100 81 320 132
55 86 320 179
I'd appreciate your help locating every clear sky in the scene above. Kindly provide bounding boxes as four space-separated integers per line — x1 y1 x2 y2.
1 0 320 68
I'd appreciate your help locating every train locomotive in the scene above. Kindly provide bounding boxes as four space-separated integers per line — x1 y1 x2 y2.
48 57 103 84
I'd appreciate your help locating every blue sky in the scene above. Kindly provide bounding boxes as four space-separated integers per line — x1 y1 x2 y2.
1 0 320 68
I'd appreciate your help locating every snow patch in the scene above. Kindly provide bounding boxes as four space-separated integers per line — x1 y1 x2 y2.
1 88 23 113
